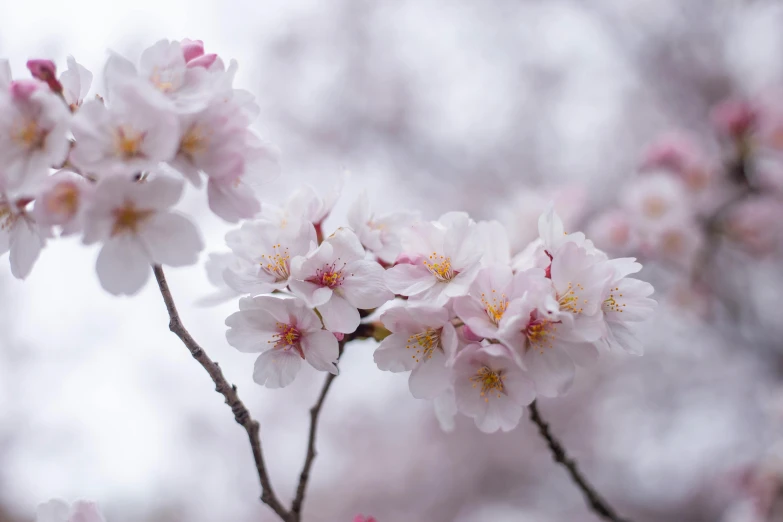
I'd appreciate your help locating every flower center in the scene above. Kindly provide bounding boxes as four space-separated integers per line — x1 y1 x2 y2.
424 252 455 282
525 315 556 353
271 323 304 358
150 67 180 93
114 126 146 159
259 244 291 281
179 124 209 157
310 262 345 289
642 197 667 218
469 366 504 402
0 203 18 231
480 290 508 325
558 282 585 314
13 119 46 150
603 286 626 313
46 183 79 219
111 202 153 236
406 328 443 363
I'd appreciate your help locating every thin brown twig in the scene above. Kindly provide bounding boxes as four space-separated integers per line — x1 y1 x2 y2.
152 265 289 520
289 344 343 520
528 401 632 522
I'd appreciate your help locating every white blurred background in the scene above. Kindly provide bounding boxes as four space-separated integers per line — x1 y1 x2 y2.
2 1 783 521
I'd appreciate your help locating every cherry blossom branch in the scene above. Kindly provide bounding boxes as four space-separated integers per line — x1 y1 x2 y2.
528 401 632 522
152 265 289 520
289 345 343 520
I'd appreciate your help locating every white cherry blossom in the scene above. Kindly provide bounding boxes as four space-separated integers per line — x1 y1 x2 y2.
225 295 339 388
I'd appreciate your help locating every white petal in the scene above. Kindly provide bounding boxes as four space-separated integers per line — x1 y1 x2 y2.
225 312 277 353
433 388 458 433
142 212 203 267
289 278 332 307
384 263 435 295
253 349 302 388
317 295 360 334
476 394 522 433
95 236 151 295
9 219 45 280
409 351 451 399
373 333 417 372
524 348 575 397
302 330 339 374
207 178 261 223
341 260 393 309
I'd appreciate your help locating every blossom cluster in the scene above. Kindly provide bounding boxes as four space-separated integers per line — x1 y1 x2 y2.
0 39 276 292
587 91 783 290
215 183 656 433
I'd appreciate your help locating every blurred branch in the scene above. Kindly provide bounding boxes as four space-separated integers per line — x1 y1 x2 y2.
152 266 289 520
528 401 632 522
289 342 344 520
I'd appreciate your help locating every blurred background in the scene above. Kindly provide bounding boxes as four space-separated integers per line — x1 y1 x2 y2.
2 0 783 521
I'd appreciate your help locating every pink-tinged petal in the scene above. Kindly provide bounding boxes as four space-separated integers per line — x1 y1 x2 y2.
141 212 203 267
443 262 480 298
302 330 339 374
223 266 277 295
373 333 418 372
207 178 261 223
503 371 536 406
453 296 497 338
317 295 360 334
477 220 511 265
561 341 599 367
9 219 45 280
440 323 458 362
327 227 366 262
225 312 277 352
475 394 522 433
291 302 323 332
238 295 292 323
36 499 70 522
384 263 435 295
253 349 302 388
409 350 450 399
136 175 184 209
524 348 575 398
95 236 151 295
433 388 458 432
289 278 333 307
341 260 393 309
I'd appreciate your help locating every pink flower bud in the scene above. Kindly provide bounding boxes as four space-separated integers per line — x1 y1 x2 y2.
393 252 424 265
181 38 205 62
333 332 345 341
711 98 756 139
26 59 63 94
10 79 39 100
187 53 218 69
462 324 484 342
353 516 377 522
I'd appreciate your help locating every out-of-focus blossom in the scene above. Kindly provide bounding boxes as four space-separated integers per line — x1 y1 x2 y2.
0 79 70 191
82 175 203 295
0 189 51 279
32 170 92 235
70 80 178 179
59 56 93 111
36 499 105 522
225 295 339 388
724 197 783 255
